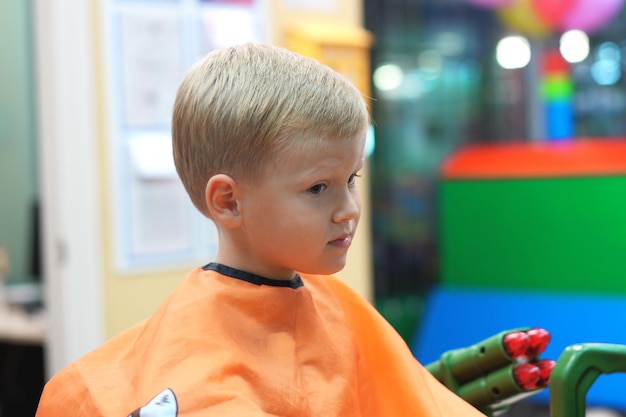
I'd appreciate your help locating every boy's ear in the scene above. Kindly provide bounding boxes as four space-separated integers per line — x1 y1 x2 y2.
205 174 242 228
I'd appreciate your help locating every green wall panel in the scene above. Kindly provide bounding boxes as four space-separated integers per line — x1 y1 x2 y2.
440 176 626 294
0 0 39 284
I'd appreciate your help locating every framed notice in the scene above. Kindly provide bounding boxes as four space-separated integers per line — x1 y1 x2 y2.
102 0 267 272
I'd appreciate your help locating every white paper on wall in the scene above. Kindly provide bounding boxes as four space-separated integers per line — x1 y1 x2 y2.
128 133 177 180
282 0 337 12
119 9 183 127
200 4 261 50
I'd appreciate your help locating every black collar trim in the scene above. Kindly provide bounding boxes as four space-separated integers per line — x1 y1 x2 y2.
202 262 304 289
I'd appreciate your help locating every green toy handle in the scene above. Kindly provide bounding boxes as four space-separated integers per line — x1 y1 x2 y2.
550 343 626 417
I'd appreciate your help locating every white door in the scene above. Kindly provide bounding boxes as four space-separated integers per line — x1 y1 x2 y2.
34 0 105 378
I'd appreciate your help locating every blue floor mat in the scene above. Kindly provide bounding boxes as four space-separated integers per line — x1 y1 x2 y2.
411 286 626 410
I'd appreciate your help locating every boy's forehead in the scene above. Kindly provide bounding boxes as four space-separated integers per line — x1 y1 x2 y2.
290 129 367 150
280 133 366 162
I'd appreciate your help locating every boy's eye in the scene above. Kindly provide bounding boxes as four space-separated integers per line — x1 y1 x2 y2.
308 183 326 195
348 173 361 186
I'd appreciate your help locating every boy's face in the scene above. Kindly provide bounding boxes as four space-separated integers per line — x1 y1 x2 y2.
236 132 367 280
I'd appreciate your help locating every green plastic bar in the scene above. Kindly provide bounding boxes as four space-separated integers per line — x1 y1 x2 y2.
426 328 527 388
550 343 626 417
456 363 526 409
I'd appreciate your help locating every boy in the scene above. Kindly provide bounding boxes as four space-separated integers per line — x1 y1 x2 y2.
36 43 485 416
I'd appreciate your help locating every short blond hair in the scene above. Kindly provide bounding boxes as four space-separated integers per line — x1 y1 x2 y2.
172 43 369 218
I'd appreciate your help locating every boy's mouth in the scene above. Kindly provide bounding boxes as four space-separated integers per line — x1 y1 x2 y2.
328 234 352 248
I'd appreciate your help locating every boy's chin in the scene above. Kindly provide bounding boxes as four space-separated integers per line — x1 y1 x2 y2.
300 263 346 276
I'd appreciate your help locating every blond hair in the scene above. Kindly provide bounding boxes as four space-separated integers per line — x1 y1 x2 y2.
172 43 369 218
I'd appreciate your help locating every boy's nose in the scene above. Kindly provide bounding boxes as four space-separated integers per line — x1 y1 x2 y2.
333 191 360 223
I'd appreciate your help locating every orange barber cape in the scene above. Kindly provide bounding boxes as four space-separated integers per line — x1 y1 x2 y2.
36 264 485 417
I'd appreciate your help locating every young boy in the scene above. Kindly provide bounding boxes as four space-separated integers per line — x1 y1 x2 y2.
36 43 485 416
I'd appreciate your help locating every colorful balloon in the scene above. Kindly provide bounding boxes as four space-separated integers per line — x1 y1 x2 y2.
559 0 625 33
497 0 551 38
530 0 576 28
467 0 625 36
466 0 515 8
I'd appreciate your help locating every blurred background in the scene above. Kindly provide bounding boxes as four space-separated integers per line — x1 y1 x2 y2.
367 0 626 335
2 0 626 415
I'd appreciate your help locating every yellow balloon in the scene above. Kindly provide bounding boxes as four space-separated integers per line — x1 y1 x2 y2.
497 0 552 38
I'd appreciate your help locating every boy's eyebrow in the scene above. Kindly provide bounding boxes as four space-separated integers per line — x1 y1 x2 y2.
295 166 330 183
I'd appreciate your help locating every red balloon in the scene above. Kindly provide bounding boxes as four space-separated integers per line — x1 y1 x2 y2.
530 0 576 28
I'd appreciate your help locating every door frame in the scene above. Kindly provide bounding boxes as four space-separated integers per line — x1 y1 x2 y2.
34 0 105 378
